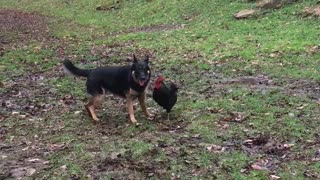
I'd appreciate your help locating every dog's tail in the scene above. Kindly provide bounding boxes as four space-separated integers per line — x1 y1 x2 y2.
63 59 90 77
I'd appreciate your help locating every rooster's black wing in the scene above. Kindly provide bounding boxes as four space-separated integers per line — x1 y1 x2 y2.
166 82 178 113
153 82 171 111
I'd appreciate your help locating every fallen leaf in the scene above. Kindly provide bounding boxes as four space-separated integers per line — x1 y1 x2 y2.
240 168 247 173
244 139 253 144
60 165 67 170
204 144 225 153
28 158 42 163
111 152 121 160
296 104 308 110
221 112 246 122
288 112 295 117
192 134 201 138
251 164 266 171
270 175 281 179
221 123 229 129
26 168 36 176
269 53 277 58
19 114 27 118
233 9 257 19
283 144 294 148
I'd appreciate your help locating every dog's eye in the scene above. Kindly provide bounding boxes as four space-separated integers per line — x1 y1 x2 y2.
132 71 135 75
147 70 150 74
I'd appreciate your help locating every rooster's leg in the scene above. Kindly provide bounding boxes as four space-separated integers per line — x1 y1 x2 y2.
167 113 170 121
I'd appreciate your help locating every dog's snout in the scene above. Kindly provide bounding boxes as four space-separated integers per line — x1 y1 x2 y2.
139 72 147 80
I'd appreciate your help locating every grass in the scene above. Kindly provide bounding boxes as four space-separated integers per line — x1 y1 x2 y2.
1 0 320 179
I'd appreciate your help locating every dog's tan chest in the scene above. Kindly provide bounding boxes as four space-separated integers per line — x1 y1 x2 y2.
129 88 141 97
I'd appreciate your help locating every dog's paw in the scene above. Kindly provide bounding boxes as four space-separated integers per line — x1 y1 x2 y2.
135 122 143 127
130 117 137 124
91 117 100 124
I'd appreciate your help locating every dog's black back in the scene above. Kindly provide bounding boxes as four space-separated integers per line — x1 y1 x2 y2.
63 56 151 98
86 66 131 97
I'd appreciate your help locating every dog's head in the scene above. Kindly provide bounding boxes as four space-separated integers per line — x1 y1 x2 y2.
131 54 151 87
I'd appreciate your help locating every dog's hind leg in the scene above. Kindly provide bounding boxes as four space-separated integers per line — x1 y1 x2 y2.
85 94 104 123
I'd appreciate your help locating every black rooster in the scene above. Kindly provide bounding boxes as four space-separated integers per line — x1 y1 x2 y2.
152 76 178 120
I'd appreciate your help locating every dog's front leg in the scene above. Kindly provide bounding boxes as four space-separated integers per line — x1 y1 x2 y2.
138 93 153 118
126 95 137 124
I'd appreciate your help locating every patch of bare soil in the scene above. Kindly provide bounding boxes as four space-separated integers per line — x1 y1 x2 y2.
284 79 320 99
89 132 209 179
89 147 170 179
0 143 49 178
242 135 292 156
156 118 189 133
1 68 66 116
200 74 320 100
0 135 73 179
0 9 49 44
88 44 159 67
0 67 77 179
220 135 294 174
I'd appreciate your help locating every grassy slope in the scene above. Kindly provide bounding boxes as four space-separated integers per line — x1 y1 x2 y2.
1 0 320 179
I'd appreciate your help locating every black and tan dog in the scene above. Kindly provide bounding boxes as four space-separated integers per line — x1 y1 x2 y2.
63 55 153 124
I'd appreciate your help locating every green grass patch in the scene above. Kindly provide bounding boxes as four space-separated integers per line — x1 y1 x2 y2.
125 139 154 158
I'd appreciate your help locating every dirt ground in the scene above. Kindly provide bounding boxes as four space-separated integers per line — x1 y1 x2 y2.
1 9 320 179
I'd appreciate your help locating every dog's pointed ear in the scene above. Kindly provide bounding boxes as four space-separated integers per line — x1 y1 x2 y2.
144 55 149 64
133 54 138 63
